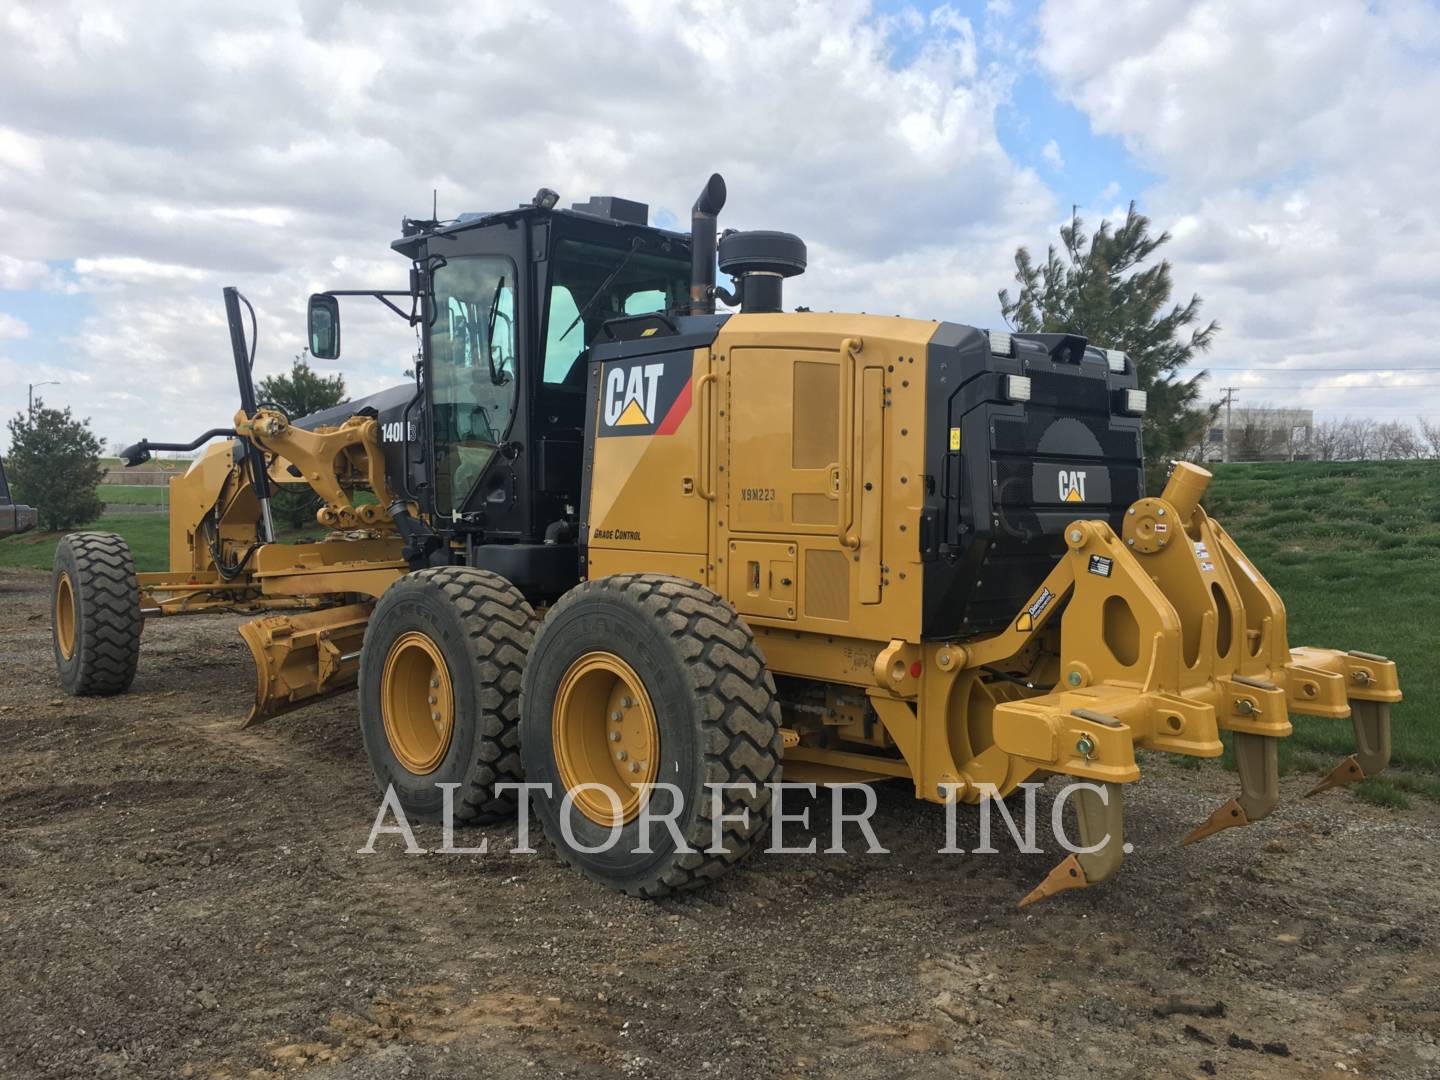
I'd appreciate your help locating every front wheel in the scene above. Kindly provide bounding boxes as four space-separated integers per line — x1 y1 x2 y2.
358 567 536 823
520 574 782 897
52 532 142 696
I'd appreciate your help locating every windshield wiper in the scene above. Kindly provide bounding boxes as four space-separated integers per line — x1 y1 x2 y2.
485 276 506 383
560 238 642 342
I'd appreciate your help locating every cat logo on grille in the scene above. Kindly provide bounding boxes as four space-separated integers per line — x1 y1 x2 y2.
1058 469 1088 503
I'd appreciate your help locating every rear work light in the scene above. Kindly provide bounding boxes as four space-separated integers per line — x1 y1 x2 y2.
1103 347 1127 373
1006 374 1032 403
987 330 1013 357
1122 388 1147 414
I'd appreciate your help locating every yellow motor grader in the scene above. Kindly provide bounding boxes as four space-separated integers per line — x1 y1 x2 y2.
51 175 1401 904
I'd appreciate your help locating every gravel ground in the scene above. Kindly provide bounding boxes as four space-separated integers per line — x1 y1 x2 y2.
1 566 1437 1079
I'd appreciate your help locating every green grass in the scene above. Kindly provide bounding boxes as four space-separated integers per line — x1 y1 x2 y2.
1206 460 1440 774
0 513 172 573
99 484 170 507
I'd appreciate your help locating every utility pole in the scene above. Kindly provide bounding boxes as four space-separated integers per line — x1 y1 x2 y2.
1218 387 1238 463
28 380 59 417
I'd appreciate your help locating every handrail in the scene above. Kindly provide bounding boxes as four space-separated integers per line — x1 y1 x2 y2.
837 337 862 549
695 372 718 501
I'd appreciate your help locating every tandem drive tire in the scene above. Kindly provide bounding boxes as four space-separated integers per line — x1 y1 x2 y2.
52 532 142 696
520 574 782 897
358 567 537 824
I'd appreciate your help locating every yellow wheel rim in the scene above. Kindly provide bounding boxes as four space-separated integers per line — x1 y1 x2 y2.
55 572 77 661
381 631 455 775
552 651 659 826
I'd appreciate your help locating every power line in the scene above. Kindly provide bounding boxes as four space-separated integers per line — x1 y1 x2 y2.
1200 365 1440 372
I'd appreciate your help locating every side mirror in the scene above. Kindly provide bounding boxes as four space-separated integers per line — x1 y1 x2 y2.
307 294 341 359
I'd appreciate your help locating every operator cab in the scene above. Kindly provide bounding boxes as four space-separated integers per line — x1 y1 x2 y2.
309 191 693 596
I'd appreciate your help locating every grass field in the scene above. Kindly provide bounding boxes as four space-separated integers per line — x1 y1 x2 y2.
5 460 1436 797
99 484 169 506
0 513 173 573
1201 460 1440 805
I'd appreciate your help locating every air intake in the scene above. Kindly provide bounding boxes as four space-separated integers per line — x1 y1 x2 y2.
717 230 807 313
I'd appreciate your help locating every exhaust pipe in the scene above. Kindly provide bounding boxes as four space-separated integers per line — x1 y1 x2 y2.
689 173 727 316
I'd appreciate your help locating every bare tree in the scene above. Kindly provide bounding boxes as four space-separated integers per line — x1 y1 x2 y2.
1311 419 1346 461
1418 416 1440 458
1374 421 1425 459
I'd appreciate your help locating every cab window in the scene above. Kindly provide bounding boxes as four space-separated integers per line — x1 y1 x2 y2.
541 238 690 386
429 255 518 516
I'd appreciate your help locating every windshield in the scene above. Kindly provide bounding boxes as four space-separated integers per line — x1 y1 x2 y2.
429 255 517 516
543 237 690 385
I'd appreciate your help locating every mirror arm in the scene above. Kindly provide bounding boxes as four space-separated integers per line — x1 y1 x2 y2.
321 289 421 325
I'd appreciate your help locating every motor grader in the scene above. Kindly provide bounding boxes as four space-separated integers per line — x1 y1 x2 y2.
50 174 1401 905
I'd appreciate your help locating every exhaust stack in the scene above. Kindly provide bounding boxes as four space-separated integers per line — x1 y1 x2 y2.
689 174 727 316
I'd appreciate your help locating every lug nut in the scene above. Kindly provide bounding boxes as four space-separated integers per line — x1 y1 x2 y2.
616 750 628 761
428 696 437 705
629 762 641 774
431 711 441 722
609 731 622 742
610 710 623 721
430 678 439 689
620 696 633 708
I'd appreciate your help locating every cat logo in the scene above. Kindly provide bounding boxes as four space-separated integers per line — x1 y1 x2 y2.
604 362 664 427
1058 469 1088 503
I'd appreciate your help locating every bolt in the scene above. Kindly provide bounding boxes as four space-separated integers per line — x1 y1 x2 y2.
1076 733 1095 757
620 696 633 708
1067 671 1083 687
1127 507 1135 516
938 652 952 669
1069 529 1082 543
629 762 641 774
616 750 628 761
1157 507 1166 517
609 731 622 742
428 696 437 705
1236 698 1256 716
610 710 623 721
431 711 441 722
1126 538 1135 547
430 678 439 690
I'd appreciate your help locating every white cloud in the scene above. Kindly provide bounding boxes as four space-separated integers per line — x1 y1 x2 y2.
0 313 29 340
1041 138 1064 169
1038 0 1440 419
0 0 1055 444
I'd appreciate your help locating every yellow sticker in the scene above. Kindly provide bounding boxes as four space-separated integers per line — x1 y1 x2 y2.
948 427 961 451
641 327 658 337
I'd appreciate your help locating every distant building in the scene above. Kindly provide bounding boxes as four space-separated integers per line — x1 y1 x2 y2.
1203 407 1314 462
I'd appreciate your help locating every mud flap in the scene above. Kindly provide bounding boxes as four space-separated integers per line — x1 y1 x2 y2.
1182 731 1280 844
1307 700 1392 796
1018 781 1125 908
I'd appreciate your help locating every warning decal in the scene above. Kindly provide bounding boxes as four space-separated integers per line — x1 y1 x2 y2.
1088 554 1114 578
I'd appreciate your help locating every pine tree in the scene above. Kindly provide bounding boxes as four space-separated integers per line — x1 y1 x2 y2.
999 204 1217 479
258 354 347 422
6 401 106 532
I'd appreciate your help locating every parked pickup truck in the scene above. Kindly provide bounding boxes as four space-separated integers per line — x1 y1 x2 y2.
0 453 36 536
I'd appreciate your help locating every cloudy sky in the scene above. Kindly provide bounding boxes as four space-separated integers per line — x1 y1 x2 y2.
2 0 1438 448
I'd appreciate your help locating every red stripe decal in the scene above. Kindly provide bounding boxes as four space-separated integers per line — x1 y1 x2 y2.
655 376 693 435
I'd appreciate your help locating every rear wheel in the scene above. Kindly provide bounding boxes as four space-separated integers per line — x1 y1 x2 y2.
520 574 782 897
359 567 536 823
52 532 142 696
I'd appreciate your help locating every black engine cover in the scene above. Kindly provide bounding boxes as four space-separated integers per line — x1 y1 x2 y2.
920 324 1144 639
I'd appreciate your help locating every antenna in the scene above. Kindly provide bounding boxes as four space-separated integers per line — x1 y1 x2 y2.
432 188 438 221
